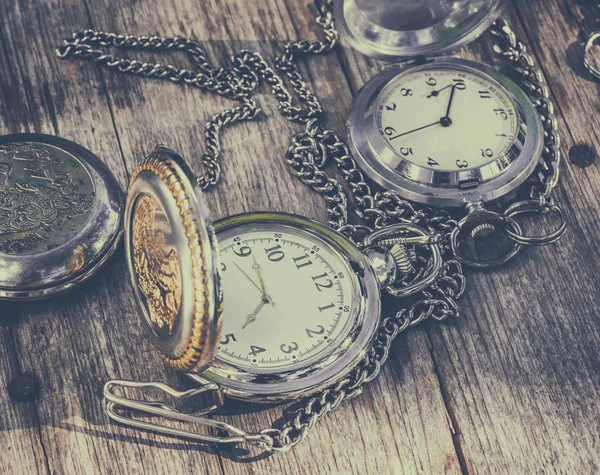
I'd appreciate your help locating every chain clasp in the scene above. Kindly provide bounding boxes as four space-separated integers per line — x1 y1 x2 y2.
363 224 444 297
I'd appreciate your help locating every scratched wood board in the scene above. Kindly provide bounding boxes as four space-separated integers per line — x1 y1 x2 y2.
0 0 599 473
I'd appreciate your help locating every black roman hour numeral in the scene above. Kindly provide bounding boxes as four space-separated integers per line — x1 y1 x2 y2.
293 254 313 269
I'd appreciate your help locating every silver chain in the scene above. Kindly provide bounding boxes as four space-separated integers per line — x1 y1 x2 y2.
54 4 568 452
489 18 561 205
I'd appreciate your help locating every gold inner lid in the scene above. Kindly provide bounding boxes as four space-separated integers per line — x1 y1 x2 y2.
127 148 221 373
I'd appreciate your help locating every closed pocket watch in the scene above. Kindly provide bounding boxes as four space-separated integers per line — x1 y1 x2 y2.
0 134 123 300
335 0 567 267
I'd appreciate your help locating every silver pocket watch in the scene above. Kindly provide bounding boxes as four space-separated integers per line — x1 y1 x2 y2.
104 146 445 451
336 0 567 267
0 134 123 300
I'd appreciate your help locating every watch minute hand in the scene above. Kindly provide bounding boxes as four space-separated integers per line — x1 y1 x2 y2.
234 262 264 295
252 256 267 294
389 120 441 140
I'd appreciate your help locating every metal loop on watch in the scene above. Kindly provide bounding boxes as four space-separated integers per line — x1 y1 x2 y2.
450 210 523 269
363 223 444 297
584 32 600 80
502 199 567 246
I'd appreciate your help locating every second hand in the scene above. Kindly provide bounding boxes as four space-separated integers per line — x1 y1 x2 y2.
234 262 264 295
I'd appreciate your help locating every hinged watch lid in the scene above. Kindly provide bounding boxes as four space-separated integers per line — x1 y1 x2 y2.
333 0 504 60
125 146 222 373
0 134 123 300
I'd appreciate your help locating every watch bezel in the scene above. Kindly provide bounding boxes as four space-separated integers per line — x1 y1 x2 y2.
347 58 544 207
333 0 505 60
202 212 381 402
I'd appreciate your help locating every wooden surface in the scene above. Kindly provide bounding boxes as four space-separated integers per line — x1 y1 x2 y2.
1 0 599 473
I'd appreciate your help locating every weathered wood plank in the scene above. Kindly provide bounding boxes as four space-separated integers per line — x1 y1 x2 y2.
0 0 223 473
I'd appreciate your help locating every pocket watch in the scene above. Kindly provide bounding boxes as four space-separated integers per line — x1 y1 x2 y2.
335 0 567 267
0 134 123 300
104 145 448 451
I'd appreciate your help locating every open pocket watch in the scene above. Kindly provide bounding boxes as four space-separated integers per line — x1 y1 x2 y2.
103 145 449 452
335 0 567 267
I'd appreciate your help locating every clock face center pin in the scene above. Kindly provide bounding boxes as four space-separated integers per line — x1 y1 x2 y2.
439 116 452 127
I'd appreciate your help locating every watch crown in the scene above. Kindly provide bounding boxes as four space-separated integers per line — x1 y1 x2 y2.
363 224 444 298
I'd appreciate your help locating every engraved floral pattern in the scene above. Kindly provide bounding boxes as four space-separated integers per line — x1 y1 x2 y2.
0 142 94 254
132 194 182 334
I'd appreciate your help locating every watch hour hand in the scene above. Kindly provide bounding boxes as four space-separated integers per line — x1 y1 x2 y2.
426 83 452 98
242 300 267 329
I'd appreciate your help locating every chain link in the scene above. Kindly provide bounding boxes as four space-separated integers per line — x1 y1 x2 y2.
56 3 466 453
489 18 561 204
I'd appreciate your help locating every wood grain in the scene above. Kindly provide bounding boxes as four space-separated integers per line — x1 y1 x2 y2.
0 0 599 473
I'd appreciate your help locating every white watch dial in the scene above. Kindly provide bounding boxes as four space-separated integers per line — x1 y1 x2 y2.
216 224 358 371
376 66 519 172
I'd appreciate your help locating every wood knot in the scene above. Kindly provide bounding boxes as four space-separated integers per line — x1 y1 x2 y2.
8 373 40 402
569 145 596 168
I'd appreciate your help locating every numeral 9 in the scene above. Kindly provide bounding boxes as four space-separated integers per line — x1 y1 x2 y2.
234 245 252 257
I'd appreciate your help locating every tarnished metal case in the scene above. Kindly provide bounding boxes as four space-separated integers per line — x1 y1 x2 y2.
346 58 543 207
0 134 123 300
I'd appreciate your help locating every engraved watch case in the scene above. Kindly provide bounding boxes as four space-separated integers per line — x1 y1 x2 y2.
0 134 123 300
